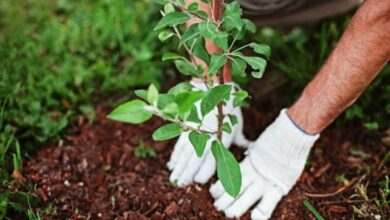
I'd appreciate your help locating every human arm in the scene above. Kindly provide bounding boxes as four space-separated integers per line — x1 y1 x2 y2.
211 0 390 219
288 0 390 135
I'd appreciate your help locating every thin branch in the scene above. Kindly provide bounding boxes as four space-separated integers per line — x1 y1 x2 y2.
172 2 208 21
172 25 195 63
152 109 216 135
212 0 225 141
231 43 251 54
304 175 366 198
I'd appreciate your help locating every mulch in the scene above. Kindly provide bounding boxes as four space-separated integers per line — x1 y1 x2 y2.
23 80 389 220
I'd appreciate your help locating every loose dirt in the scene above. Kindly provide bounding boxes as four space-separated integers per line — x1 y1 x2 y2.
24 81 389 219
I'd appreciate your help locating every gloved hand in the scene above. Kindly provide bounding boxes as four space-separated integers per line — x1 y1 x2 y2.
167 80 251 187
210 109 320 219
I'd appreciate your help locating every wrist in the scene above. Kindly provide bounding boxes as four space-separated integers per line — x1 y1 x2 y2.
288 91 323 135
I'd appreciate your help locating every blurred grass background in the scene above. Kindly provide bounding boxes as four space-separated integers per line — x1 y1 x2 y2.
0 0 388 218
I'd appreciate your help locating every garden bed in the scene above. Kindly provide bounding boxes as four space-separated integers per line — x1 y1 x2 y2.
24 81 388 219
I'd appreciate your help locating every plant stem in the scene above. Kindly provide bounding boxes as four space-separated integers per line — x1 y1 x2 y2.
213 0 225 141
152 109 216 135
172 25 198 66
172 25 210 89
174 2 206 21
216 70 225 140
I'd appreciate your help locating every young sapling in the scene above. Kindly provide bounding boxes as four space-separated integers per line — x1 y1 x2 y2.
108 0 270 197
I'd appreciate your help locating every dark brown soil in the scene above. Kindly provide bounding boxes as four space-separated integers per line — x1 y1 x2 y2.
24 81 389 220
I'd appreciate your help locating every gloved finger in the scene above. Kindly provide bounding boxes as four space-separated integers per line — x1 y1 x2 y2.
224 183 264 218
251 187 284 220
209 164 250 198
230 115 251 148
214 175 254 212
176 150 207 187
233 128 252 148
167 133 188 170
193 151 216 184
209 180 224 199
213 191 236 211
169 145 193 184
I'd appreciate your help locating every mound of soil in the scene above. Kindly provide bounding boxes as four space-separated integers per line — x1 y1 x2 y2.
24 81 388 219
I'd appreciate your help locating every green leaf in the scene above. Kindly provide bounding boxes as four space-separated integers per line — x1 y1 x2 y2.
187 105 201 123
152 123 181 141
152 0 167 5
175 91 204 115
222 123 232 134
240 56 267 79
200 0 211 3
147 84 159 104
135 89 148 100
363 122 379 131
209 54 227 76
228 114 238 126
187 2 199 11
192 37 210 64
251 69 265 79
232 90 248 107
157 94 175 109
249 43 271 60
222 2 243 31
168 82 193 95
231 57 246 77
231 26 246 40
154 12 191 30
194 10 208 19
244 19 256 33
108 100 152 124
213 33 229 51
162 103 178 114
174 60 199 77
162 52 186 61
211 140 242 197
201 84 231 116
189 131 210 157
164 3 175 14
158 31 174 42
179 24 200 48
198 21 218 39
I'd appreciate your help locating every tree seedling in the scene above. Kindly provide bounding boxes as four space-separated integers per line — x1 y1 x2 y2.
108 0 270 197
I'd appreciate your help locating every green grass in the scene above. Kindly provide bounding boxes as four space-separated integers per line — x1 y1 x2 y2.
303 200 325 220
0 0 174 218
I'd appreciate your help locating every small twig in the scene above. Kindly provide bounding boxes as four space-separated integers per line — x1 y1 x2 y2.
152 109 216 135
173 2 207 21
318 199 372 206
171 25 197 65
171 24 210 87
304 175 366 198
143 202 159 216
314 163 331 178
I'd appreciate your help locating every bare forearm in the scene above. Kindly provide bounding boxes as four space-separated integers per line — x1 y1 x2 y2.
288 0 390 134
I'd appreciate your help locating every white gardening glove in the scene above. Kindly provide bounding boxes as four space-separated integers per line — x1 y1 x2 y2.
167 80 251 187
210 109 320 219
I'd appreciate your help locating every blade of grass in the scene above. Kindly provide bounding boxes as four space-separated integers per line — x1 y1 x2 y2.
303 200 325 220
